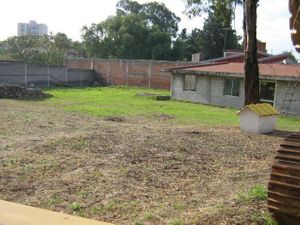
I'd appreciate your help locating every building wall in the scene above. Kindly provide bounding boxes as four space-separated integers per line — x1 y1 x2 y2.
171 74 245 108
17 21 48 36
171 73 300 115
171 74 211 104
210 77 245 108
274 80 300 115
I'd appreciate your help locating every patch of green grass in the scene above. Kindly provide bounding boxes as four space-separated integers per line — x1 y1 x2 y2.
72 140 88 151
170 219 184 225
93 170 103 177
48 194 64 206
69 202 82 211
238 184 267 202
120 168 130 177
251 211 278 225
76 190 89 198
277 115 300 131
42 87 237 126
249 185 268 201
143 212 156 221
133 221 144 225
172 203 185 211
0 145 10 151
90 206 102 215
40 86 300 130
104 200 118 210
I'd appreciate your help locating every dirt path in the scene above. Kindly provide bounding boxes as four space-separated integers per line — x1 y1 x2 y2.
0 99 285 224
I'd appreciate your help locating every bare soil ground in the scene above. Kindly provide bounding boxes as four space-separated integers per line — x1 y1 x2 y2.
0 99 287 225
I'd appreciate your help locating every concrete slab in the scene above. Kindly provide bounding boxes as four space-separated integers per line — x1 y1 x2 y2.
0 200 114 225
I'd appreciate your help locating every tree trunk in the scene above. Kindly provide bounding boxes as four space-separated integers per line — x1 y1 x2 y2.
243 0 260 105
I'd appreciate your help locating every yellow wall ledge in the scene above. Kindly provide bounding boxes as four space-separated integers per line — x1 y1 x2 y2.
0 199 114 225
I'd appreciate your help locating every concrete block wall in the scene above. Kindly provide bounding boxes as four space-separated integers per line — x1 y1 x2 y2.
0 61 96 87
275 80 300 115
64 59 199 90
0 62 26 86
171 74 211 104
171 74 245 108
172 74 300 115
209 77 245 108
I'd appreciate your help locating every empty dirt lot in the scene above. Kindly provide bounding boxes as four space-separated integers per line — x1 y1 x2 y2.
0 99 289 225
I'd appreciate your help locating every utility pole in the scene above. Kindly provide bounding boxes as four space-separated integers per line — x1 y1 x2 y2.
219 28 231 56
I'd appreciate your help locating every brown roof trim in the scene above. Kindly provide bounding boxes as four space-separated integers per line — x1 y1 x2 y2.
162 61 229 72
258 53 289 63
171 67 299 81
173 71 298 81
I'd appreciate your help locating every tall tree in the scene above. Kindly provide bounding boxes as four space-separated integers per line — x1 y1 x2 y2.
243 0 260 104
117 0 180 37
200 10 241 59
289 0 300 52
81 23 104 58
82 0 179 60
184 0 241 59
184 0 242 18
1 33 83 65
116 0 142 15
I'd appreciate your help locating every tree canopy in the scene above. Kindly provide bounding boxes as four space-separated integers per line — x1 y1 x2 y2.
1 33 83 65
82 0 180 60
182 0 242 60
184 0 242 17
117 0 180 37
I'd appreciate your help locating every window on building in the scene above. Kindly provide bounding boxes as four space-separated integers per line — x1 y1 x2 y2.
260 81 275 105
184 75 196 91
223 79 240 96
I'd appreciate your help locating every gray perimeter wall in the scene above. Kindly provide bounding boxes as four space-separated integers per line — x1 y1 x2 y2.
172 74 300 115
0 61 97 87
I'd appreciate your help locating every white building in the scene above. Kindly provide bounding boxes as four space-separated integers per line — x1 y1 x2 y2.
167 62 300 116
17 20 48 36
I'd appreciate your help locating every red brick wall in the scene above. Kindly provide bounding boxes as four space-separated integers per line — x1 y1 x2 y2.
64 59 198 90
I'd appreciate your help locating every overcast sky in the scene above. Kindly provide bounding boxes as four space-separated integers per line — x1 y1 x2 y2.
0 0 297 56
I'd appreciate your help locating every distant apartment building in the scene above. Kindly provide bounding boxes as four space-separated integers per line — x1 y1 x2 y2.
17 20 48 36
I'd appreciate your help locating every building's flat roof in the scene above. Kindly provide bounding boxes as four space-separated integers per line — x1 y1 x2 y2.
171 62 300 80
